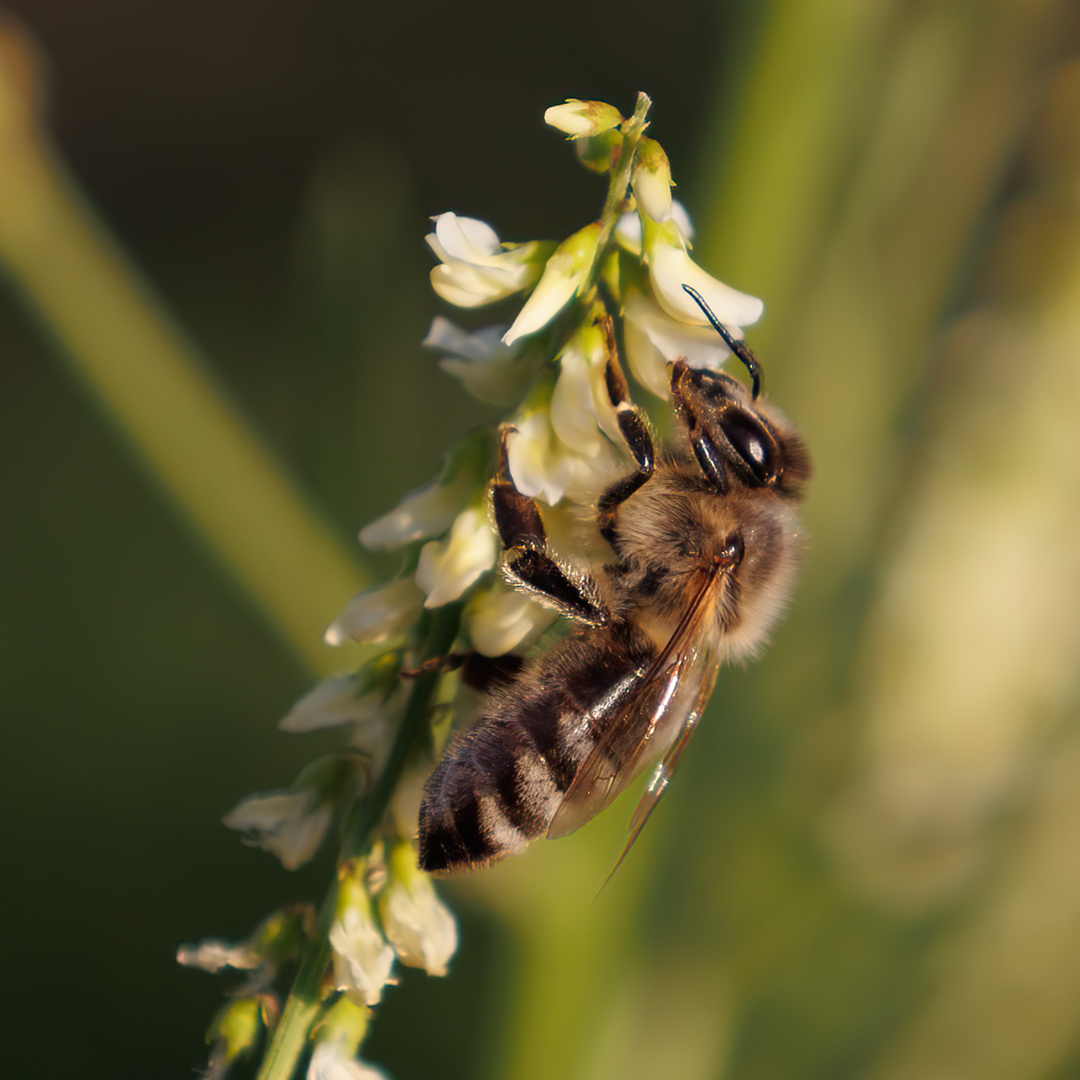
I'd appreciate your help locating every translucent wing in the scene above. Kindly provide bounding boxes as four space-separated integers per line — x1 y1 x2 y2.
546 561 725 841
598 655 721 887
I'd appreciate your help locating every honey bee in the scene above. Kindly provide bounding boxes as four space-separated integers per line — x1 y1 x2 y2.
418 286 811 873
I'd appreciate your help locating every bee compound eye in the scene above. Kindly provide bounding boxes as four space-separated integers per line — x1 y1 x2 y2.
721 411 778 484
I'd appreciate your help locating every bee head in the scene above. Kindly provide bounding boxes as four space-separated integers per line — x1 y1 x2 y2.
672 360 806 493
669 287 810 498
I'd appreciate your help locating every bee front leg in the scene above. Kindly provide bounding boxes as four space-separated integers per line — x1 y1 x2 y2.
492 429 610 628
596 316 655 545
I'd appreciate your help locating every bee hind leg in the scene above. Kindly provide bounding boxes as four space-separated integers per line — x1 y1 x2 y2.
460 651 525 691
503 546 609 626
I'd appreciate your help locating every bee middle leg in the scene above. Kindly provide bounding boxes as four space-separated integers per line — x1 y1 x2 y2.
596 315 656 544
492 429 609 627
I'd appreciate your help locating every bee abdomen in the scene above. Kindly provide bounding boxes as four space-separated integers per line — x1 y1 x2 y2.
418 625 656 873
418 686 610 871
418 718 562 872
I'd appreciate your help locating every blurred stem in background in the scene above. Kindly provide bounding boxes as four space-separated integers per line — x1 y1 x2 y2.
843 58 1080 1080
0 17 368 677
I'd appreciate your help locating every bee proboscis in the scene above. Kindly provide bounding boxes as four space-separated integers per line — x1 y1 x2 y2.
418 287 811 873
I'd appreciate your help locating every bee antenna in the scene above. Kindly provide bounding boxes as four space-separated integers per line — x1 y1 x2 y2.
681 284 762 399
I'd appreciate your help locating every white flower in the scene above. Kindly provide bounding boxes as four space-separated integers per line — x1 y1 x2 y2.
507 407 622 507
279 674 376 734
551 340 603 457
324 579 425 647
330 884 396 1008
359 473 473 551
415 507 498 608
622 288 738 399
308 1041 389 1080
632 136 673 223
643 217 763 328
380 843 458 977
423 316 533 406
223 790 332 871
176 937 259 974
278 677 401 772
468 583 556 657
615 199 694 255
427 213 548 308
503 222 601 346
544 99 623 138
553 319 623 450
505 410 580 505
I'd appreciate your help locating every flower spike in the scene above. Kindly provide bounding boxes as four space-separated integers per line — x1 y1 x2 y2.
191 92 774 1080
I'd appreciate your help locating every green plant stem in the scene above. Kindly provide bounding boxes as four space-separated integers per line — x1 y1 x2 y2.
256 604 463 1080
583 91 651 292
341 605 462 859
254 929 333 1080
539 91 649 359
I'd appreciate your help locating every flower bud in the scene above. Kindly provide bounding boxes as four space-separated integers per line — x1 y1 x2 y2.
503 222 601 346
310 995 369 1061
573 128 624 174
330 862 396 1008
632 136 673 223
543 98 624 139
205 997 265 1066
379 841 458 976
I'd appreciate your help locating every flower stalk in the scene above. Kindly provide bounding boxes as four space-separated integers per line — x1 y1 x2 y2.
185 90 765 1080
587 91 652 292
254 604 461 1080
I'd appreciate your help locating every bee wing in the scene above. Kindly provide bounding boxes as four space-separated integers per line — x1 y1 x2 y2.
599 656 721 884
544 658 689 840
545 561 725 841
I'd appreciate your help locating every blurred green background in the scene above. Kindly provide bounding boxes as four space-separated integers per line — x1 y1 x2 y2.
3 2 1080 1079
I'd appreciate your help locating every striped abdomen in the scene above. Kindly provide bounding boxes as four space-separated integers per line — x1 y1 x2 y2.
418 622 655 872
